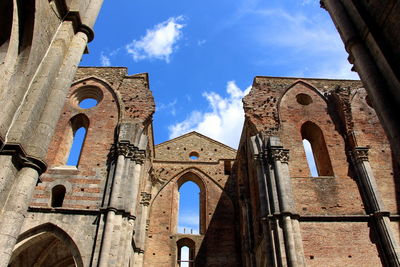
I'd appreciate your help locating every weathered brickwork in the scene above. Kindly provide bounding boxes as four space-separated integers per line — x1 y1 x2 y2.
236 76 400 266
145 132 240 266
2 1 400 266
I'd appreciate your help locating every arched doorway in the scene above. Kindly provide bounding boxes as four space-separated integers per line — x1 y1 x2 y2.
9 223 83 267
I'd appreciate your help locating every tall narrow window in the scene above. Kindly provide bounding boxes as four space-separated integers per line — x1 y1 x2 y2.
177 238 195 267
51 185 66 208
63 114 89 167
301 121 334 176
178 181 200 234
302 139 318 177
66 127 87 166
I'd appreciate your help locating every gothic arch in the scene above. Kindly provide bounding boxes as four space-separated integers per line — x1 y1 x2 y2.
277 80 327 120
71 76 122 120
10 223 83 267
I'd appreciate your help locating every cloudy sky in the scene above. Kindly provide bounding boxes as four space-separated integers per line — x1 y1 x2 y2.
80 0 358 149
77 0 359 245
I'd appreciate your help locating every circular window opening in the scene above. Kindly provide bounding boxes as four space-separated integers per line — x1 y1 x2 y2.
296 93 313 105
189 151 199 160
79 98 98 109
70 86 103 109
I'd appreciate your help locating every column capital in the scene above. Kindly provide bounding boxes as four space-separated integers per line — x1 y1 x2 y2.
140 192 152 206
113 141 146 163
351 147 369 163
269 147 290 164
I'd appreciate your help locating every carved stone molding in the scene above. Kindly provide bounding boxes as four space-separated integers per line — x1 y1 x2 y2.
140 192 152 206
352 147 369 163
132 151 145 164
113 141 146 164
0 143 47 175
269 148 290 164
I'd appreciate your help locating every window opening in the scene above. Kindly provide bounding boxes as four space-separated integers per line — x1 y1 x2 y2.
224 160 232 175
51 185 66 207
79 98 98 109
189 151 199 160
66 127 87 166
301 121 334 176
177 239 195 267
302 139 318 177
178 246 192 267
178 181 200 234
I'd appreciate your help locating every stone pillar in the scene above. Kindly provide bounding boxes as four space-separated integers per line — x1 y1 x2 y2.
351 147 400 266
249 135 277 267
132 191 151 267
267 136 305 267
123 152 145 266
98 142 127 267
0 167 39 267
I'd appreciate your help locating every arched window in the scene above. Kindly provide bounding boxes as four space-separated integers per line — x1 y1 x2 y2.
177 238 195 267
66 127 87 166
51 185 66 208
301 121 334 176
178 181 200 234
302 139 318 177
64 114 89 166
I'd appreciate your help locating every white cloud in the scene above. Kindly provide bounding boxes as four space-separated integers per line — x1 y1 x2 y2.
197 40 206 46
253 8 342 53
126 16 185 62
168 81 250 148
247 8 357 80
100 52 111 66
157 99 177 116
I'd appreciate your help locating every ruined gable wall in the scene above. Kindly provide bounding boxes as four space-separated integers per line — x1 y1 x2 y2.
144 133 240 266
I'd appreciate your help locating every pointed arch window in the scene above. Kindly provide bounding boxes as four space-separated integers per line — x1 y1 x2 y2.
177 238 195 267
64 114 89 166
51 185 66 208
301 121 334 177
178 181 200 234
176 172 206 235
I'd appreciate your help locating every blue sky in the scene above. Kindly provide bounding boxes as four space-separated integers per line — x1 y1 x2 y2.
80 0 358 149
75 0 342 242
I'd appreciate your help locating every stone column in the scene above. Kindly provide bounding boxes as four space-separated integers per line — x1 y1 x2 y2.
0 166 39 267
132 191 151 267
98 142 128 267
351 147 400 266
249 135 277 267
267 136 305 267
123 152 145 266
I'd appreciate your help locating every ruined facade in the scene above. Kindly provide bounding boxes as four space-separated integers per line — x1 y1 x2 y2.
5 68 400 267
1 1 400 267
237 76 400 266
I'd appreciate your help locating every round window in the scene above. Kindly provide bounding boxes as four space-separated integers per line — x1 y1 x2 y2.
189 151 199 160
296 93 313 105
70 86 103 109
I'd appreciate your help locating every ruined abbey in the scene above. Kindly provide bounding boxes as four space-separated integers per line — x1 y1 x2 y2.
1 0 400 266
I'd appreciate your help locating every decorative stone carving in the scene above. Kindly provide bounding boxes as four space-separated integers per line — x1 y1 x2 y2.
112 141 146 164
269 148 290 164
352 147 369 163
140 192 151 206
